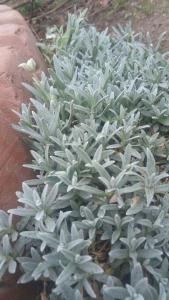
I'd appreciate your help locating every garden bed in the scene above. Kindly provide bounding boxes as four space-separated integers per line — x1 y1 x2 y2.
1 1 169 300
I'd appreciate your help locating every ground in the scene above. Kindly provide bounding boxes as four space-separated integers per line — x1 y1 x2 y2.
29 0 169 52
6 0 169 51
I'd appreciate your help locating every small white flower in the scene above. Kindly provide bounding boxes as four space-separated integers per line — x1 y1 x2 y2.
18 58 36 72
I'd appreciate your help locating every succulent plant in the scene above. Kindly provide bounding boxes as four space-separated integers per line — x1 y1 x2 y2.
1 10 169 300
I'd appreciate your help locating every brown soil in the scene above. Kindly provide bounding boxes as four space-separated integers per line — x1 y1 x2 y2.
12 0 169 51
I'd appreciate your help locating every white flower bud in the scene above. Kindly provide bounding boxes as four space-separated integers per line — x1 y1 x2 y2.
18 58 36 72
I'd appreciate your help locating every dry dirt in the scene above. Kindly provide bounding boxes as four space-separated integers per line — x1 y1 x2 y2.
7 0 169 52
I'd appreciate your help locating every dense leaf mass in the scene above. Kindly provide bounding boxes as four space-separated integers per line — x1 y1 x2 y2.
2 11 169 299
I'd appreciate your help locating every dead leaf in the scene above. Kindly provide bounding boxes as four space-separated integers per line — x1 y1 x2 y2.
109 194 117 203
41 293 48 300
131 196 140 206
99 0 109 8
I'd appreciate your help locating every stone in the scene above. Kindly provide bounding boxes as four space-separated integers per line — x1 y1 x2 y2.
0 271 38 300
0 5 46 211
0 5 46 300
0 280 38 300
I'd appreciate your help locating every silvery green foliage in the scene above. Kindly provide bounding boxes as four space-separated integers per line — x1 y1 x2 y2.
103 263 167 300
0 211 25 278
2 11 169 300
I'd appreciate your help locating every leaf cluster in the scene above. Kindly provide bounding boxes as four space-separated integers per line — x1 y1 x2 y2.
2 11 169 300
